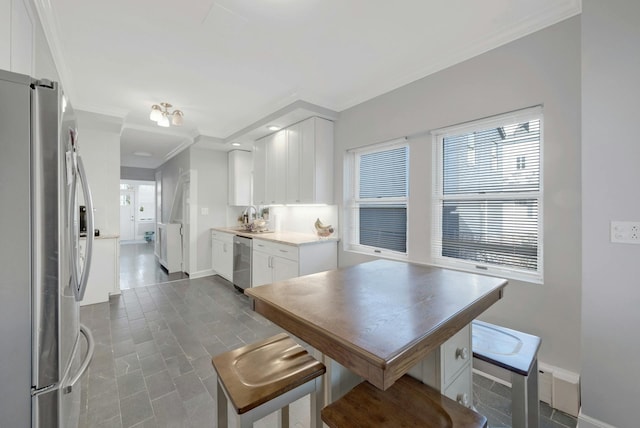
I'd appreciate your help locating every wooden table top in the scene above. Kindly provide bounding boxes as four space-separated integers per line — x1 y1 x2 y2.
246 259 507 390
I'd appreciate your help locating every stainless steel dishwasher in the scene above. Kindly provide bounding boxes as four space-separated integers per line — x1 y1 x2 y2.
232 235 252 291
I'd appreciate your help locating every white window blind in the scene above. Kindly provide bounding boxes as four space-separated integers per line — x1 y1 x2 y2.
433 108 543 282
347 142 409 255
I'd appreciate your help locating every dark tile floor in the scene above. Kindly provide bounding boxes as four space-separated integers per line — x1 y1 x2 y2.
80 245 578 427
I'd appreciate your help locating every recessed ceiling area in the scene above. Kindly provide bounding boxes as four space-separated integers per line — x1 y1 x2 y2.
35 0 581 169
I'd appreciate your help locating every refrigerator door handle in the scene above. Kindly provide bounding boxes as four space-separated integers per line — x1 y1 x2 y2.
62 324 94 394
69 154 95 301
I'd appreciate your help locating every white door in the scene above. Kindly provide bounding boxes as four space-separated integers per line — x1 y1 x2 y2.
119 189 135 241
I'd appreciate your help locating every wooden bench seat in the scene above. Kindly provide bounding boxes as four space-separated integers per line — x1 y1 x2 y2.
321 375 487 428
212 333 325 428
472 320 541 428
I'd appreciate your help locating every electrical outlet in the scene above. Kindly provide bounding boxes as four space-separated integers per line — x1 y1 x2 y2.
611 221 640 244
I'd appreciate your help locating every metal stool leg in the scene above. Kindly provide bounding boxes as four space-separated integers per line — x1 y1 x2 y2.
511 359 539 428
217 380 228 428
310 374 324 428
279 404 289 428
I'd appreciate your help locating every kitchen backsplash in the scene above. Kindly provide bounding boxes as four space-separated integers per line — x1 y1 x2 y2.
226 205 339 236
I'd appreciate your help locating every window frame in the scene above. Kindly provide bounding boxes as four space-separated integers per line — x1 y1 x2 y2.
345 139 409 259
431 107 544 283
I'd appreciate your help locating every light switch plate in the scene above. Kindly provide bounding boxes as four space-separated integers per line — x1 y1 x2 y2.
610 221 640 244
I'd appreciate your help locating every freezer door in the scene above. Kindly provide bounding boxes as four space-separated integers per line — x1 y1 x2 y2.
31 79 83 428
0 70 33 427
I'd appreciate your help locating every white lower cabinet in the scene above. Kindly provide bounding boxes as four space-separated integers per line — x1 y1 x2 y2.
79 237 120 306
410 324 473 407
252 239 337 287
211 231 234 281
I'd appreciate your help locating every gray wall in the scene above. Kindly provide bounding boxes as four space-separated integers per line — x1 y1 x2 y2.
157 149 190 224
190 147 228 275
121 166 155 181
335 17 582 373
156 146 228 275
581 1 640 427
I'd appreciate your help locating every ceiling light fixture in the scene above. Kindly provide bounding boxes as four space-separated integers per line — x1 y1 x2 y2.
267 125 280 131
231 142 241 147
150 102 184 127
133 151 153 157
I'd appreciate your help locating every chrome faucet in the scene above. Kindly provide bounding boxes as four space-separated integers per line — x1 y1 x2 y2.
243 205 258 223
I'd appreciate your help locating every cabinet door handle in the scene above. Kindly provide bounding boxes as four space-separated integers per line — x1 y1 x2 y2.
268 256 273 268
279 249 288 253
455 347 469 360
456 393 470 407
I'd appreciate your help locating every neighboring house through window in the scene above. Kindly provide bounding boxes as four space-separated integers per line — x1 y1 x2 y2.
432 107 543 282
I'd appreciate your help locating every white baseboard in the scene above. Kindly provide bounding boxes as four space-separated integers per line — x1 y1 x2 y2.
188 269 215 279
577 410 617 428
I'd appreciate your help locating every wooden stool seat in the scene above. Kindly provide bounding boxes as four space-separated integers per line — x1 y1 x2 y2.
212 333 325 427
321 375 487 428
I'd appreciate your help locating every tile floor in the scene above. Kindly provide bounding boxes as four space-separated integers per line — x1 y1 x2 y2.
80 247 578 427
119 241 188 289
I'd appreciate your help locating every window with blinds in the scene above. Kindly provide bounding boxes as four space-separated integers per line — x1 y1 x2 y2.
347 142 409 255
433 107 543 282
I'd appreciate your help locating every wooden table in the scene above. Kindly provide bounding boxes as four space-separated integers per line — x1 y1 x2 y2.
246 259 507 392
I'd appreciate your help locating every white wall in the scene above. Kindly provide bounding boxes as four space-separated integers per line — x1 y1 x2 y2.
581 2 640 427
75 111 121 236
334 17 582 375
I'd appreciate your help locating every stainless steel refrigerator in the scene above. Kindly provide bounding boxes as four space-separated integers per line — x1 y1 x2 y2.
0 69 96 427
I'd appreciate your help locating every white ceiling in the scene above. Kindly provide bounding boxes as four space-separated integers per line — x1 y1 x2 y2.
35 0 581 169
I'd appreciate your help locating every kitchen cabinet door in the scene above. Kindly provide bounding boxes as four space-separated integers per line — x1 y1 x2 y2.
299 117 334 204
252 140 266 205
265 130 287 204
212 235 233 281
286 122 301 204
272 256 298 283
252 249 272 287
228 150 252 206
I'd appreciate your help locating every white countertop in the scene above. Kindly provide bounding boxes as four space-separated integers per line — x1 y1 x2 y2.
212 227 339 246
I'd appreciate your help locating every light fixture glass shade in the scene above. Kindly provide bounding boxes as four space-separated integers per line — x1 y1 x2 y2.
157 114 170 127
150 105 162 122
171 110 184 126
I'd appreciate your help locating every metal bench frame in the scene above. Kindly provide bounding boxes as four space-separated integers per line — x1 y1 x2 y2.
472 320 541 428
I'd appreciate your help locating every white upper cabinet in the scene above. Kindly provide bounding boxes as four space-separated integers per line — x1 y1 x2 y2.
265 130 287 204
228 150 252 206
1 0 34 76
253 117 334 205
298 117 333 204
252 139 267 205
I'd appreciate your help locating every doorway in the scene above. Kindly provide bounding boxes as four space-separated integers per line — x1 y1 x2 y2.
119 180 184 289
119 188 135 241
